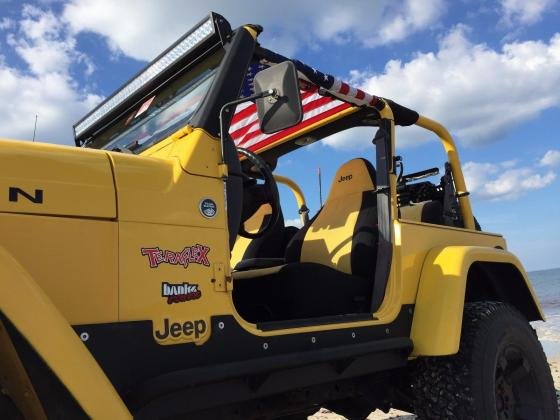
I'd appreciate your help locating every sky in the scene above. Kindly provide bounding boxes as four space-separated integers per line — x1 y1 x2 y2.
0 0 558 271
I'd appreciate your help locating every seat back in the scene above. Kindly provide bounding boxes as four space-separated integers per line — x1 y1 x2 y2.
285 158 378 280
399 200 444 225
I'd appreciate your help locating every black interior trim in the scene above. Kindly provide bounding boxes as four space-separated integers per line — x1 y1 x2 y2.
385 99 419 127
351 188 378 280
421 200 444 225
232 262 372 323
257 313 376 331
370 122 393 312
239 212 283 258
224 139 244 249
284 208 321 263
234 258 285 271
359 158 377 185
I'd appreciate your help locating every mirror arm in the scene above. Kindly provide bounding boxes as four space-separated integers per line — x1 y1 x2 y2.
219 89 277 165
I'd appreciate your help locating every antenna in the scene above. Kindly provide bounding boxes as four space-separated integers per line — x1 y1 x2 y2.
32 114 38 142
317 167 323 207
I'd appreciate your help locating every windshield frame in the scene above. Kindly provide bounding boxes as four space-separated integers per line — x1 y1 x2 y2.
86 52 223 153
74 13 233 147
79 24 259 159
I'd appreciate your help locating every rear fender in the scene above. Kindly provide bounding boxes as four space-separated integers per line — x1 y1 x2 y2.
410 246 543 356
0 246 131 419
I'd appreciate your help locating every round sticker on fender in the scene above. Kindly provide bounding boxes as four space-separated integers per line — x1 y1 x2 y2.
199 198 217 218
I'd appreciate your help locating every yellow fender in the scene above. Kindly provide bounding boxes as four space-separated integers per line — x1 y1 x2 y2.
411 245 544 356
0 246 131 419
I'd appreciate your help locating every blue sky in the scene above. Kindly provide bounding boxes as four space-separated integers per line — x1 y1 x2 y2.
0 0 558 270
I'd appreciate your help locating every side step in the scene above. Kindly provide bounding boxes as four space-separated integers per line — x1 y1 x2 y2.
133 337 412 419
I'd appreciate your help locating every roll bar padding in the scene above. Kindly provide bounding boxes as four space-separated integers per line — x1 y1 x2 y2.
385 100 419 127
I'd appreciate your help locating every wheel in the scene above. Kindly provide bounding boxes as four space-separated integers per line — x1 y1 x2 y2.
271 412 315 420
411 301 558 420
0 392 23 420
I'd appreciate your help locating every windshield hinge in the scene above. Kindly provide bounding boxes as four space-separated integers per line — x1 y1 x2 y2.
218 163 228 180
170 125 193 140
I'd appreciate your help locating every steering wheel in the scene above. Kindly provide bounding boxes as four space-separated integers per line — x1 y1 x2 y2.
237 147 280 239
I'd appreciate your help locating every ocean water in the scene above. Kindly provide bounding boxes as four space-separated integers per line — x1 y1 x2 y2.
529 268 560 358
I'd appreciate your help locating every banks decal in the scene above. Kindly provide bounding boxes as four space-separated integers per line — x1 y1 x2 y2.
141 245 210 269
154 318 207 340
162 282 201 304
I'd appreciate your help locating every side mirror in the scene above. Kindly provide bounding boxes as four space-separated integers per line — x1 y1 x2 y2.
253 61 303 134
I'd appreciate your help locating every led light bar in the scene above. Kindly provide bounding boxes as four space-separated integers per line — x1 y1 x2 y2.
74 16 218 140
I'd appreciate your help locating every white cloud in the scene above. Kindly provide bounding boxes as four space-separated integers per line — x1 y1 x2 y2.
0 5 101 145
0 0 444 147
540 149 560 167
0 17 14 30
62 0 444 60
368 0 445 47
500 0 554 26
338 26 560 149
322 126 378 151
7 5 95 77
463 155 556 200
0 68 101 144
285 217 304 228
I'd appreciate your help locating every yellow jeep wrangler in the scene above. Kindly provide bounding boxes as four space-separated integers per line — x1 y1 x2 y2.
0 13 555 420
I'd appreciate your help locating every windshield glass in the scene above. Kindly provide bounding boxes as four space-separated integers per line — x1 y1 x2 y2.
88 52 222 154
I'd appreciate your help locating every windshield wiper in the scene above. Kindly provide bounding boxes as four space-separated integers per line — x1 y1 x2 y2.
111 146 135 154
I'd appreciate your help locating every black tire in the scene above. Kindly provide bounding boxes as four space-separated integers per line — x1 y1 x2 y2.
411 301 558 420
0 392 23 420
271 413 314 420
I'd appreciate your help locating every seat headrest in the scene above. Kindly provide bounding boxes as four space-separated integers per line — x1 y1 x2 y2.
326 158 376 201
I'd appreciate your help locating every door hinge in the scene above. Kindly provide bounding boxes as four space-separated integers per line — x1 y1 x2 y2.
212 262 232 292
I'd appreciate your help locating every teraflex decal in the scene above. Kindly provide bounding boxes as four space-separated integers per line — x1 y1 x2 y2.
162 282 201 304
141 245 210 269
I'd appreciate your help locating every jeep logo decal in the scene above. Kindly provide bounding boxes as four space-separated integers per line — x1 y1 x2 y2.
154 318 207 341
337 174 352 183
9 187 43 204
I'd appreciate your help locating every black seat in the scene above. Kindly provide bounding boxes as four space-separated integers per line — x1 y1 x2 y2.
399 200 444 225
233 262 372 322
231 201 298 270
233 158 378 323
